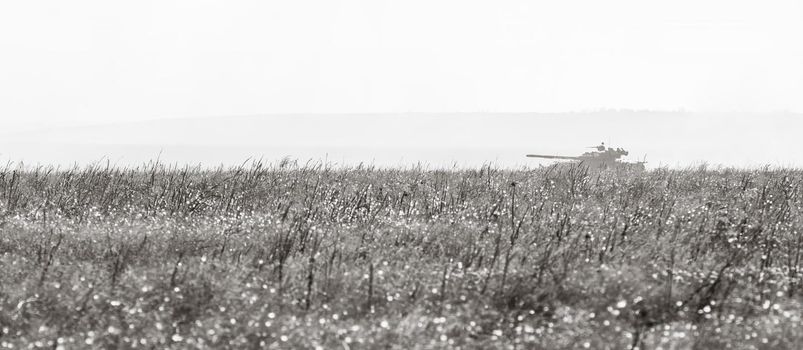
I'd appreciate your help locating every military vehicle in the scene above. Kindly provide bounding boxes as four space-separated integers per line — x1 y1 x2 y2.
526 143 646 170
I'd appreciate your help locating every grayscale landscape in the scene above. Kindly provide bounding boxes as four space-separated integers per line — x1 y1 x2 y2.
1 1 802 349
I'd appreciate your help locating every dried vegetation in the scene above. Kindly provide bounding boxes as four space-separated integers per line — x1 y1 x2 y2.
1 161 802 349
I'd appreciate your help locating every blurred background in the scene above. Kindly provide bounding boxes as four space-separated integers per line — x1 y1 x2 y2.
1 0 801 168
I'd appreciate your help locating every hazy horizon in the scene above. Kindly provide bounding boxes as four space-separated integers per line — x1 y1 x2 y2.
1 112 800 169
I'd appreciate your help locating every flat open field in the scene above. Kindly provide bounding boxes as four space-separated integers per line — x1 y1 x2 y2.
1 162 801 349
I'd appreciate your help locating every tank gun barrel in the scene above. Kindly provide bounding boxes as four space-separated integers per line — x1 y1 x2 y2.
526 154 582 160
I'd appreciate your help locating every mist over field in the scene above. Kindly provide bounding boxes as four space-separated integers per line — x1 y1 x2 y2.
1 112 799 169
3 0 803 347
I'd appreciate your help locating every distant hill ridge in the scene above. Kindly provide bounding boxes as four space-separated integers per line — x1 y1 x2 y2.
0 112 799 168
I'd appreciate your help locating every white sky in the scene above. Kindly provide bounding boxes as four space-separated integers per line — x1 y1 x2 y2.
2 0 802 128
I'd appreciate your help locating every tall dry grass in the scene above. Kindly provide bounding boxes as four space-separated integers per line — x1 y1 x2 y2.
0 161 801 349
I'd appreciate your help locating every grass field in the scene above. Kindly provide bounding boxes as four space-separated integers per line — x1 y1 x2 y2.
0 161 801 349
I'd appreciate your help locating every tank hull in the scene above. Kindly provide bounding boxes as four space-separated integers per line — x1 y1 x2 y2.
527 144 645 171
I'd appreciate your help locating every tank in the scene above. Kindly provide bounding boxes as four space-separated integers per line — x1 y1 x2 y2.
526 143 646 170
